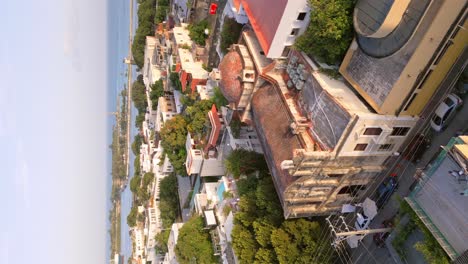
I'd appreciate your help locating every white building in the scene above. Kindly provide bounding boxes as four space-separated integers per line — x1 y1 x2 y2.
163 223 185 264
155 95 178 132
143 36 163 89
133 225 146 260
221 107 263 153
239 0 311 58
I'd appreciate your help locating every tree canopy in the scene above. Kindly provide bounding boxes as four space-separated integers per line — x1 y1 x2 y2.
220 17 243 53
188 20 209 46
150 79 164 110
131 75 148 113
224 149 268 179
175 216 218 264
295 0 355 64
132 0 156 68
159 173 180 228
231 167 337 264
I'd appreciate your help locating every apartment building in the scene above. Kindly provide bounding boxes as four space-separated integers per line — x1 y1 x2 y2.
216 29 419 218
155 94 179 132
185 114 225 179
163 223 185 264
236 0 311 58
340 0 468 116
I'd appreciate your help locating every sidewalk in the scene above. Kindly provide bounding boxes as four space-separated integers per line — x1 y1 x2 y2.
350 94 468 263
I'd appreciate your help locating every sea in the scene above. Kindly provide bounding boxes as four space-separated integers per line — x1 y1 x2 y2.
106 0 138 262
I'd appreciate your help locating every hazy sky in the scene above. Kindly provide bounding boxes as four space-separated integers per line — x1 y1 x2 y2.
1 0 108 263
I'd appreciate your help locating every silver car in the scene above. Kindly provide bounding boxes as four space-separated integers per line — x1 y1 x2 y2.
430 93 463 132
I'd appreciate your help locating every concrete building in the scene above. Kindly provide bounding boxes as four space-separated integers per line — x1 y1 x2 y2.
340 0 468 116
237 0 311 58
220 106 263 153
155 94 178 132
406 136 468 261
163 223 184 264
142 36 167 90
217 31 418 218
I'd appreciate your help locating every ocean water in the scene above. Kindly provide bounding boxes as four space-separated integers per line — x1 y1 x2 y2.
107 0 138 262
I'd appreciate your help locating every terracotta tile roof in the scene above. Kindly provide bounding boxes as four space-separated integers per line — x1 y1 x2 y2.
175 62 181 73
241 0 288 54
252 83 302 197
190 78 207 95
180 70 189 92
205 104 222 152
219 50 243 103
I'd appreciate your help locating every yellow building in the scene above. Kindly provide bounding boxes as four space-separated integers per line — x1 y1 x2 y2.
340 0 467 116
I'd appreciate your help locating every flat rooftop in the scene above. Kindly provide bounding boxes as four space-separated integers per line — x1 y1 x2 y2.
178 48 208 79
412 144 468 255
173 24 193 46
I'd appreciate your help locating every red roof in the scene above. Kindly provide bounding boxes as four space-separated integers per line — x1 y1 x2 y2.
218 50 243 103
241 0 288 54
175 63 181 73
190 78 207 95
251 83 302 196
205 104 222 152
180 70 189 92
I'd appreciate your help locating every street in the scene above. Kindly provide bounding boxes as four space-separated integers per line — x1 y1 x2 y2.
349 92 468 264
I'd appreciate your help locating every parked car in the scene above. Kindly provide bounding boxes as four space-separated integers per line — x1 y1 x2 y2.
375 177 398 209
430 93 463 132
355 212 371 230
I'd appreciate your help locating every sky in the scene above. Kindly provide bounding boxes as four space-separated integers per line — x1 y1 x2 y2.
0 0 109 263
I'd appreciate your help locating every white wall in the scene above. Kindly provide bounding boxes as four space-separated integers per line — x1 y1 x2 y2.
268 0 310 58
337 114 419 157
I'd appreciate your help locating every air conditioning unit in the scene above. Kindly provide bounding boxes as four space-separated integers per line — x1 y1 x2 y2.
281 160 295 170
242 69 255 82
296 80 305 90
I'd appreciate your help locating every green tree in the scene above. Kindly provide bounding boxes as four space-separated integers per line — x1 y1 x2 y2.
175 216 217 264
295 0 355 64
130 175 141 193
127 206 138 227
231 224 258 263
224 149 268 178
142 172 155 187
132 0 156 67
188 20 209 46
150 79 164 110
131 76 148 113
220 17 243 53
211 86 229 109
169 72 181 90
131 134 143 155
184 99 212 134
159 173 179 227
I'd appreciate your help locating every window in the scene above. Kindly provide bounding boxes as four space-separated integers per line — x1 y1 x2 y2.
443 97 455 107
338 185 366 196
403 93 417 111
378 144 394 151
297 12 307 21
391 127 410 136
354 144 368 151
290 28 300 36
327 174 344 178
281 46 291 57
363 127 382 136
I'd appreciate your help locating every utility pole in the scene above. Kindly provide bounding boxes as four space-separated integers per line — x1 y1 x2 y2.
326 216 392 249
